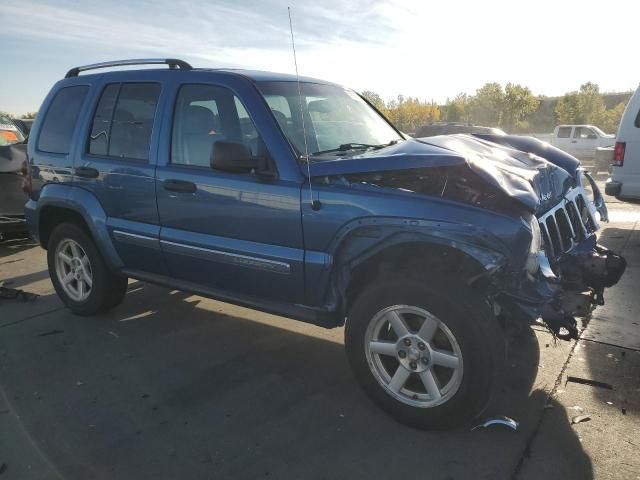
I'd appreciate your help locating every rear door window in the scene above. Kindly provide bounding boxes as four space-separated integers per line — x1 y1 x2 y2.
88 83 160 160
88 84 119 156
557 126 572 138
38 86 89 154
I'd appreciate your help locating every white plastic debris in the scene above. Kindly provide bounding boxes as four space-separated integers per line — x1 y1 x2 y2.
472 416 519 431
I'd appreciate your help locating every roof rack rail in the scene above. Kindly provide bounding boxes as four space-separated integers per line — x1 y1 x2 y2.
65 58 193 78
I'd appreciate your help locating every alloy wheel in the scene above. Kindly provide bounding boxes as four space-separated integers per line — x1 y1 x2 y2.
55 238 93 302
364 305 464 408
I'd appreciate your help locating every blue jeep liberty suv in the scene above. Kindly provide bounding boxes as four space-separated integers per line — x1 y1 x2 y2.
24 59 625 430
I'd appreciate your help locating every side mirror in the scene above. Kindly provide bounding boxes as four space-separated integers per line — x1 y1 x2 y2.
210 140 257 173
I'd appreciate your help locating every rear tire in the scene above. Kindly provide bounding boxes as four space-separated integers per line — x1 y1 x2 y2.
47 222 127 315
345 276 503 430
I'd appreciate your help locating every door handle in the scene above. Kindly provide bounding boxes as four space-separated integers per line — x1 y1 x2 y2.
75 166 99 178
164 179 197 193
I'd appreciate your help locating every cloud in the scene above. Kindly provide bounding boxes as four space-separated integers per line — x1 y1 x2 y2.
0 0 398 62
1 0 637 113
0 0 415 103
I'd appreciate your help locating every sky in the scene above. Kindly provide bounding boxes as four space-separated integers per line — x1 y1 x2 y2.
0 0 638 114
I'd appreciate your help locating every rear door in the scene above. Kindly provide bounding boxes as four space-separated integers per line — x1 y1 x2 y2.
75 80 167 275
572 126 598 159
554 126 573 154
155 81 305 303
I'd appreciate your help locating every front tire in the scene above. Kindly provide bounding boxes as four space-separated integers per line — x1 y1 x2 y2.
345 277 503 430
47 222 127 315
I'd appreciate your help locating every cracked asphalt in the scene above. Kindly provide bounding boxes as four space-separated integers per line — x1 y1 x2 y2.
0 175 638 480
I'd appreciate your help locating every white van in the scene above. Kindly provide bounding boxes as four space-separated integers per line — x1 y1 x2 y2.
607 85 640 199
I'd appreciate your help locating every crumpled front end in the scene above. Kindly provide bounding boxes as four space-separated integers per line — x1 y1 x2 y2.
495 170 626 340
306 135 626 339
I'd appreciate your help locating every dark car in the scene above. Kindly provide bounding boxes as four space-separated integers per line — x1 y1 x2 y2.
0 115 29 237
0 114 25 146
24 59 625 430
13 118 34 137
415 122 506 138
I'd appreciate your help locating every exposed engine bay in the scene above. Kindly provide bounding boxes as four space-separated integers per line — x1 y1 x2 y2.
314 134 627 340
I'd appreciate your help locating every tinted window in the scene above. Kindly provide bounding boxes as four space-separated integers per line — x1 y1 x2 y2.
171 84 260 168
635 108 640 128
38 86 89 154
557 126 572 138
89 83 160 160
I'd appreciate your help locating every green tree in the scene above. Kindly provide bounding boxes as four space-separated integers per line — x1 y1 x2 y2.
555 82 606 126
555 93 579 124
601 102 626 133
360 82 630 135
385 95 440 133
575 82 607 124
360 91 386 111
526 96 556 133
469 83 504 126
502 83 539 132
443 93 469 122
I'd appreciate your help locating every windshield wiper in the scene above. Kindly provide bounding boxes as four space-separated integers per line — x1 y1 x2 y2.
311 140 399 156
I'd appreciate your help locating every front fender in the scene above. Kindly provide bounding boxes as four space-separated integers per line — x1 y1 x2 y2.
330 217 511 270
29 184 123 271
310 217 518 313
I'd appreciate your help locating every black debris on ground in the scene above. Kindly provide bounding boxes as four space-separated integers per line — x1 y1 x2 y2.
566 376 614 390
0 285 38 302
36 329 64 337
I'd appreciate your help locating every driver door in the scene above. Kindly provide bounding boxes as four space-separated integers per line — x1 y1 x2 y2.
155 83 305 303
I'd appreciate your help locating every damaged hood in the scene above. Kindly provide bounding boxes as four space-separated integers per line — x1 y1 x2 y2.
306 136 573 213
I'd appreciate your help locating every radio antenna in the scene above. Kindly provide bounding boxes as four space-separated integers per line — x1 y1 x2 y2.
288 6 319 210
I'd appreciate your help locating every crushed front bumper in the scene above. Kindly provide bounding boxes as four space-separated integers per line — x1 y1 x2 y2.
497 171 626 340
498 245 626 340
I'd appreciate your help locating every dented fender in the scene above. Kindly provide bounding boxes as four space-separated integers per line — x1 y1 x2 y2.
318 217 519 316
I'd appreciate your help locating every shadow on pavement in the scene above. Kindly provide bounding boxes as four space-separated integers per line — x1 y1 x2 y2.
0 238 38 259
1 269 50 288
0 269 593 479
498 325 593 479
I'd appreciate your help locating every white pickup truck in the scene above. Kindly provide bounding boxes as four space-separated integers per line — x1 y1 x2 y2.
538 125 615 160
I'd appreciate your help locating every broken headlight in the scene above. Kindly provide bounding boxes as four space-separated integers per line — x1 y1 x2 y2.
526 217 542 274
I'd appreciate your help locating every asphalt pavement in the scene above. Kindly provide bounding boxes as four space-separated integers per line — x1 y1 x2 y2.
0 174 638 480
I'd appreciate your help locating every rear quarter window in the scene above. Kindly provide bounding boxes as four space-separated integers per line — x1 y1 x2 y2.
38 85 89 154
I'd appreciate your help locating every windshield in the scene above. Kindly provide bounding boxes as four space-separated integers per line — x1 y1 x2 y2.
257 81 402 159
0 115 25 146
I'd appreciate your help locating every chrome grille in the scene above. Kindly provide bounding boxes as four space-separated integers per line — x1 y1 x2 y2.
538 186 598 258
